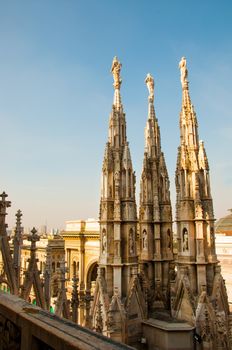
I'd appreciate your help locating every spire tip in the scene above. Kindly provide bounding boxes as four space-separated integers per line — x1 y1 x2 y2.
179 56 188 88
111 56 122 89
145 73 154 102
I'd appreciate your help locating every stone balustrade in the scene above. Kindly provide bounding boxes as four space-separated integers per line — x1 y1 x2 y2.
0 291 134 350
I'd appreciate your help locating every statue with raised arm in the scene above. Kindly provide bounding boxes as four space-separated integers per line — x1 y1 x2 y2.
145 73 154 102
179 57 188 87
111 56 122 89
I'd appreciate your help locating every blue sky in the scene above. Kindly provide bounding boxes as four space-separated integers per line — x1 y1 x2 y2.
0 1 232 229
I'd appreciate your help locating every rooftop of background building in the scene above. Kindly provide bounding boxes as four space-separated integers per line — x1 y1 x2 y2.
215 209 232 235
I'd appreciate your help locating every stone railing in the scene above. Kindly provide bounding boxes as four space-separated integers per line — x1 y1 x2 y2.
0 291 134 350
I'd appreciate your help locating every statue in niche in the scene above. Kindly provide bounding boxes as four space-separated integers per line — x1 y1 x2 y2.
145 73 154 102
102 230 107 254
183 228 189 252
114 242 119 256
195 203 203 219
129 230 135 255
179 56 188 88
163 177 169 201
109 185 112 197
210 227 215 249
143 182 147 201
167 229 171 249
111 56 122 89
114 171 120 199
142 230 148 250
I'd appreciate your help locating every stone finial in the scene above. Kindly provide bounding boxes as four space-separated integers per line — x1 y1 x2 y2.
111 56 122 89
145 73 154 102
14 210 23 244
15 210 22 228
0 192 11 215
28 227 40 250
179 57 188 88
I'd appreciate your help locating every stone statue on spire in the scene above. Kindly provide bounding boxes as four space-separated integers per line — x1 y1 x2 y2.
179 57 188 88
111 56 122 89
145 73 154 102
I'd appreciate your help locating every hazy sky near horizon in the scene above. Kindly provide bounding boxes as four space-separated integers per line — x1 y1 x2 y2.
0 1 232 230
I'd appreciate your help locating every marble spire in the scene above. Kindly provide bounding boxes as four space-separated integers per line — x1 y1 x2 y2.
92 58 144 345
139 73 173 311
172 57 231 349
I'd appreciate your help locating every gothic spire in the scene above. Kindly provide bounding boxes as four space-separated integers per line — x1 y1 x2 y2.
0 192 18 295
13 210 23 289
179 57 199 149
108 56 127 148
21 228 45 308
55 258 70 319
93 58 142 344
44 247 52 311
71 266 79 323
144 73 161 159
139 73 173 312
173 57 230 348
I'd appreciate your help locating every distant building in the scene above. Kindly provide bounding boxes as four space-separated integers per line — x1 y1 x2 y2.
215 209 232 306
62 218 99 325
9 232 65 307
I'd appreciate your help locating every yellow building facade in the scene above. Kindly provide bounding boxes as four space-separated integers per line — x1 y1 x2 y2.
62 218 99 325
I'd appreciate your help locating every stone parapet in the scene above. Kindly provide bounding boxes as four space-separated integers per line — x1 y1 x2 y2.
0 291 134 350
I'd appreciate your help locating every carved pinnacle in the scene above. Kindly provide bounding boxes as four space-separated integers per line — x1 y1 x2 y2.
28 227 40 251
16 210 22 222
0 192 11 215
